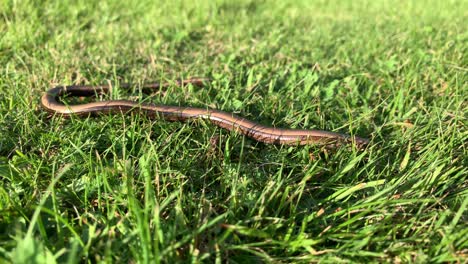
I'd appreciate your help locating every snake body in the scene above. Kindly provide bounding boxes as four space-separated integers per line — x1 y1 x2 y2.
41 78 369 147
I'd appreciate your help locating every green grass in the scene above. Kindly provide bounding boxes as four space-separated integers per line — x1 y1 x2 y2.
0 0 467 262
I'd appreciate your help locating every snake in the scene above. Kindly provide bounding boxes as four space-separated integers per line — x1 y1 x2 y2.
41 78 370 147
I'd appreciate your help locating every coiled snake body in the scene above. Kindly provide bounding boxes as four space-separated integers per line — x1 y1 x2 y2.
41 78 369 147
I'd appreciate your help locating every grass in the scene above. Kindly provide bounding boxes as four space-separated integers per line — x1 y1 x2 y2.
0 0 467 262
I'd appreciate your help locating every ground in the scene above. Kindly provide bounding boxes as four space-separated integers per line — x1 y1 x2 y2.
0 0 466 263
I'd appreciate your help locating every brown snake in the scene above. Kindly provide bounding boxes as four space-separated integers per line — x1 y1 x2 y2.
41 78 370 147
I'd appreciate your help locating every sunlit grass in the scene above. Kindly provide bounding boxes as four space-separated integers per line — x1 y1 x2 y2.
0 0 466 262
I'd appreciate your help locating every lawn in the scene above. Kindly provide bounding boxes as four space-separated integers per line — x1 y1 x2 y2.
0 0 467 262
